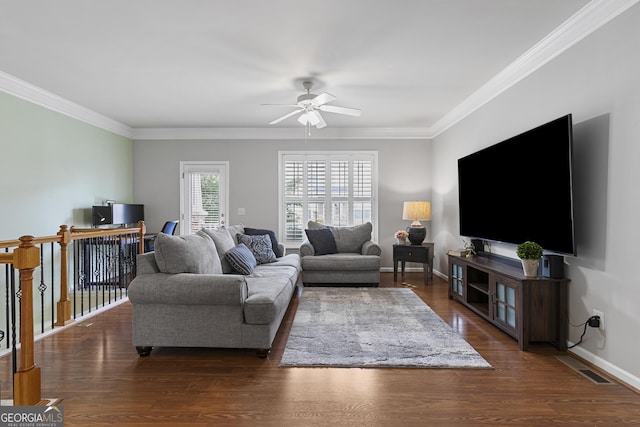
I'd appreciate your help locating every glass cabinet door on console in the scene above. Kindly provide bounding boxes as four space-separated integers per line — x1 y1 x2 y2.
450 262 464 300
493 275 519 335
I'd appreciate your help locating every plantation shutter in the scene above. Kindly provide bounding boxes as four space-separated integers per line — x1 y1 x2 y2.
280 152 377 245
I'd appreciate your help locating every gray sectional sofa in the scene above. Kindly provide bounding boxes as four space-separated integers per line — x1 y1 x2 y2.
128 225 300 357
300 221 381 286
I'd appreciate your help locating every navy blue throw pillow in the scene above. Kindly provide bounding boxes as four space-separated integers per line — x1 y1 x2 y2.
244 227 283 257
305 228 337 255
225 243 257 275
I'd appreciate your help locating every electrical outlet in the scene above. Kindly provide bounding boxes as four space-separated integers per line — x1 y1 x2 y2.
593 309 605 331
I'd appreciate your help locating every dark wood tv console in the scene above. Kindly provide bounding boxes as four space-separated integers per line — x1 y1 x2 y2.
448 253 568 351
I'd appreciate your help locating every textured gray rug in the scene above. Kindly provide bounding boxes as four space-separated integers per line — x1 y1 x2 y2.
280 287 492 369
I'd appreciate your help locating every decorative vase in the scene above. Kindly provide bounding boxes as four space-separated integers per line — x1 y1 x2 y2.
521 259 540 277
396 237 407 245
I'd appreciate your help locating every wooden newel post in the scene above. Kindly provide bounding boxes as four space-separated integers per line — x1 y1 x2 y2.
138 220 146 254
13 235 42 405
55 225 73 326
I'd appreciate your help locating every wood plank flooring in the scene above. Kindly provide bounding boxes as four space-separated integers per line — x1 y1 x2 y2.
1 272 639 426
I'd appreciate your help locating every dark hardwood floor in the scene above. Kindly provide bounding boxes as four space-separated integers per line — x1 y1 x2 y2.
1 272 639 426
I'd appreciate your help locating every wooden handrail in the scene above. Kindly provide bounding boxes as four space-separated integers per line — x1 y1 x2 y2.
1 221 146 403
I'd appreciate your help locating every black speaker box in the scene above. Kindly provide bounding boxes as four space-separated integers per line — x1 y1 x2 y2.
541 255 564 279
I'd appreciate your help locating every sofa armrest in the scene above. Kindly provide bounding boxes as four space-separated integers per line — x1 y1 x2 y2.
299 240 315 257
361 240 381 256
278 242 286 257
128 273 248 306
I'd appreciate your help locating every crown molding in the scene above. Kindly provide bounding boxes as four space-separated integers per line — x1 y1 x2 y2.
0 70 133 138
429 0 639 137
1 0 636 142
130 127 432 140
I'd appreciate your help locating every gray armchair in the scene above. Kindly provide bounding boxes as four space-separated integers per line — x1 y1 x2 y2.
300 221 381 286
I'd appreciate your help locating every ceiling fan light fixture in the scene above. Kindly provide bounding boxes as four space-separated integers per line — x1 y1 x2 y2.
265 80 361 129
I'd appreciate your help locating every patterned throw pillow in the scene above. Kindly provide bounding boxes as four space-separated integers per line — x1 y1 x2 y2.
237 233 277 264
225 243 257 275
244 227 282 257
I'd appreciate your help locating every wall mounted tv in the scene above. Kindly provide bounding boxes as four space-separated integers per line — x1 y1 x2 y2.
457 114 575 255
92 204 144 226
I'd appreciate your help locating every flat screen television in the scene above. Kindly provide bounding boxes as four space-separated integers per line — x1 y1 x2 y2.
457 114 576 255
92 204 144 226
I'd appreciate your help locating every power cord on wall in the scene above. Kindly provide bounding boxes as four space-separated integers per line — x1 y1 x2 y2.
568 315 600 349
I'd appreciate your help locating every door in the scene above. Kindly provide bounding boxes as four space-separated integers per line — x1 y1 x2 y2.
493 275 519 336
180 161 229 235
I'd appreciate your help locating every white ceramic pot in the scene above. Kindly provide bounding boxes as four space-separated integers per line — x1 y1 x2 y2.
521 259 540 277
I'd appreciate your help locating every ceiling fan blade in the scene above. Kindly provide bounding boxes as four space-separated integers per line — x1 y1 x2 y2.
311 92 336 107
318 105 362 117
269 109 303 125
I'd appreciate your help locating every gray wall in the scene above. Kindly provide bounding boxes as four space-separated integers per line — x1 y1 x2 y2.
0 91 133 239
432 5 640 387
133 138 432 268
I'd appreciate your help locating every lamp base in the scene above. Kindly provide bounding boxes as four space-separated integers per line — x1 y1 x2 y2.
407 226 426 245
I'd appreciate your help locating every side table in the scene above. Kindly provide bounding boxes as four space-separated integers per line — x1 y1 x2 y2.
393 242 435 285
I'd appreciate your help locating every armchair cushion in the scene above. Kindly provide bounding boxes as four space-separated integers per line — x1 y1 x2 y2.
307 221 373 253
305 228 338 255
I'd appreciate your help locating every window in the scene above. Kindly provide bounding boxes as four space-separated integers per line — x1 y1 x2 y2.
180 161 229 234
279 151 377 245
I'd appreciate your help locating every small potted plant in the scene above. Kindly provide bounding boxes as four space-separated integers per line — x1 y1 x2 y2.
516 241 543 277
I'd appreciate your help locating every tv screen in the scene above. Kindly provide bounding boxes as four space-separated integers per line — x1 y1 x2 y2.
112 203 144 225
457 114 575 255
92 204 144 226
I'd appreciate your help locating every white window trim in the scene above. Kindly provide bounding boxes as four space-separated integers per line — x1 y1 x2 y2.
278 151 379 247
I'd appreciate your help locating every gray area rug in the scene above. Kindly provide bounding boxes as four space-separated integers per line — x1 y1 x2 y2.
280 288 492 369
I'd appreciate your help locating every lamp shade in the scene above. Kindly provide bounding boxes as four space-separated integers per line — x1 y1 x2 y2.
402 201 432 221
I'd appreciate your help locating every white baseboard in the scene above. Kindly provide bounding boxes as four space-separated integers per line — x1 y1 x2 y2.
568 344 640 392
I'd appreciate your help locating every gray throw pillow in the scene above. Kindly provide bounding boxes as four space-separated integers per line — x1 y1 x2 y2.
237 233 277 264
154 230 220 274
225 243 257 275
201 227 236 273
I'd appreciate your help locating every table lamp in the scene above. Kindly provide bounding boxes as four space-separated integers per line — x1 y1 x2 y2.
402 201 431 245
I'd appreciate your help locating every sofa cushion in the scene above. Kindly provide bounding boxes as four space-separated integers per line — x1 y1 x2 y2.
223 224 245 244
237 233 277 264
244 227 283 257
226 243 257 275
307 221 373 253
202 227 236 273
154 230 221 274
305 228 338 255
244 277 293 325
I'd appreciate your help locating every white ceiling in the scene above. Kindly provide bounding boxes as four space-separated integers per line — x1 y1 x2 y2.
0 0 634 139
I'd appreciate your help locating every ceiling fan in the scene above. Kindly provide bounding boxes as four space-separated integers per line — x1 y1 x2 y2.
265 81 361 130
